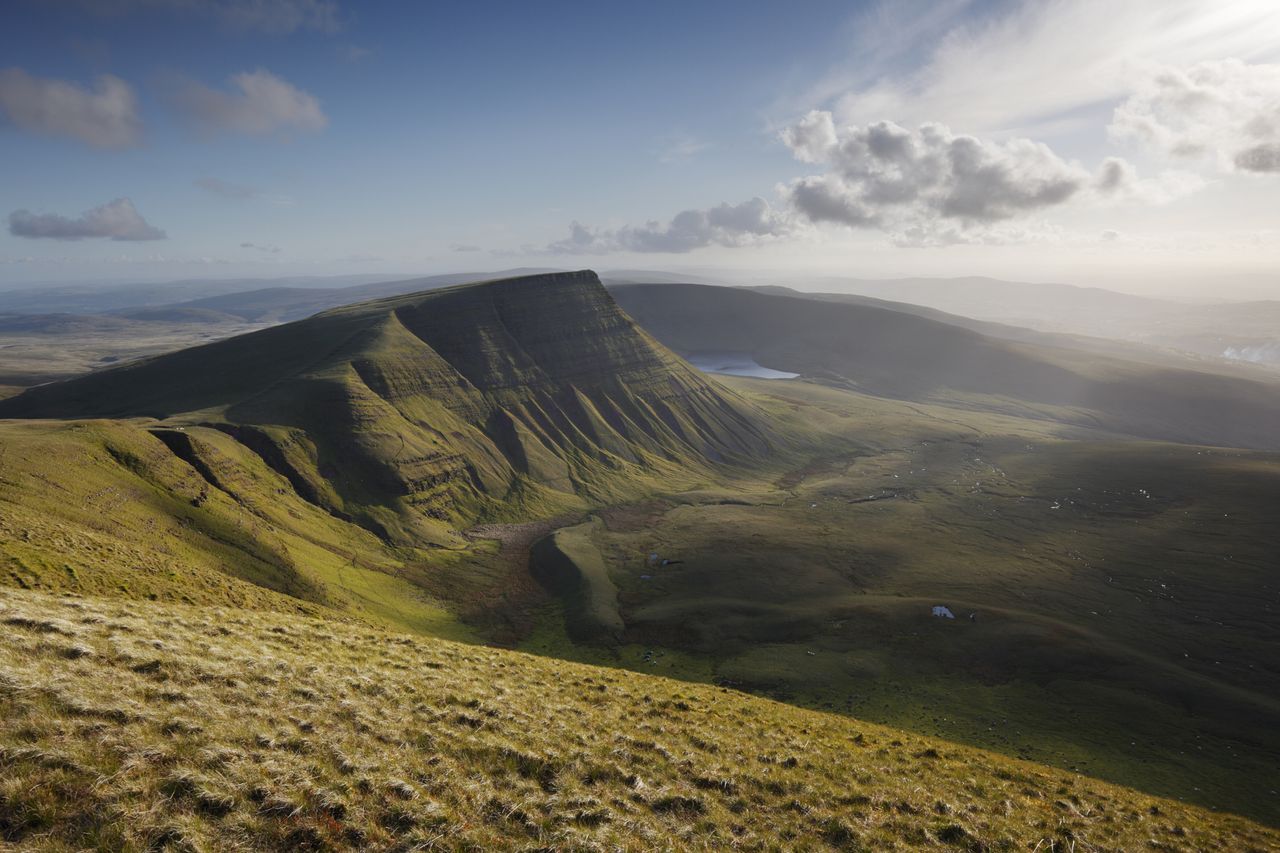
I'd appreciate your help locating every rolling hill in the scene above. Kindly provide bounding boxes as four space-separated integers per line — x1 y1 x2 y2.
611 282 1280 451
0 311 262 389
740 285 1275 376
790 275 1280 368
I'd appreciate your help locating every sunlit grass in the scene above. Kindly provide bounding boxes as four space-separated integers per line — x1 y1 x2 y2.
3 587 1275 851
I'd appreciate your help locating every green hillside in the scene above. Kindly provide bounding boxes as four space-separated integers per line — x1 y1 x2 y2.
0 272 774 546
519 377 1280 823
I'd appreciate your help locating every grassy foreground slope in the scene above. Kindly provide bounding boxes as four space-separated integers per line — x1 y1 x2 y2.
2 588 1275 852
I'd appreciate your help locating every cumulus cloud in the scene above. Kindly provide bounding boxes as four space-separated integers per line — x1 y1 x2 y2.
171 69 326 137
1111 59 1280 174
1092 156 1206 204
9 198 165 241
0 68 140 147
780 112 1089 242
66 0 341 34
547 198 794 255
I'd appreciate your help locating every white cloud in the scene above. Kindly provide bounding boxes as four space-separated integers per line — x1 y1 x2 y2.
240 241 281 254
1110 59 1280 174
9 198 166 241
810 0 1280 137
781 114 1089 242
0 68 140 147
1091 157 1207 204
171 69 326 137
548 198 794 255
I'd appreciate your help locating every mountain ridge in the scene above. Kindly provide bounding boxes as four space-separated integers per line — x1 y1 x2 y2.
611 282 1280 452
0 271 774 545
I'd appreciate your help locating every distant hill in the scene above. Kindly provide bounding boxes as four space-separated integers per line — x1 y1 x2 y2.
0 274 411 315
0 271 772 544
742 285 1274 376
163 269 565 324
796 275 1280 367
611 282 1280 451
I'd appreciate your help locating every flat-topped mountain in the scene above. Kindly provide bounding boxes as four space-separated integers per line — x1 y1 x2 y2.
0 271 771 543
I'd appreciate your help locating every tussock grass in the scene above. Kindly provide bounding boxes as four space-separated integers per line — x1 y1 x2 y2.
1 587 1275 851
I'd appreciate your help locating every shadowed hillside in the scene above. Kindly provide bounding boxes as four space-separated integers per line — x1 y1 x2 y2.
611 283 1280 451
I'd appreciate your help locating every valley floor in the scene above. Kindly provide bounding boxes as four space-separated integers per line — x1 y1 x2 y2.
517 378 1280 826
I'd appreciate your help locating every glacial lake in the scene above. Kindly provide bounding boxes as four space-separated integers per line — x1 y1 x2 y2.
685 352 799 380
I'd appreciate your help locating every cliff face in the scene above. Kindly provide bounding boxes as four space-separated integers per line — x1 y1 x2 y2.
1 271 773 541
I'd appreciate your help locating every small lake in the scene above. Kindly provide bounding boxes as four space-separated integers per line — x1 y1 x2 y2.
684 352 799 380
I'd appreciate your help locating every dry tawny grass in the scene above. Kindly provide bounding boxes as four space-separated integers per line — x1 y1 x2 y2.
1 587 1276 852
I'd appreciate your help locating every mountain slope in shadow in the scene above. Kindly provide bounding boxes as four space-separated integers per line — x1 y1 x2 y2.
611 282 1280 451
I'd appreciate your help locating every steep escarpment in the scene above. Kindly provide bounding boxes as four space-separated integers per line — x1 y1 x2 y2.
0 272 773 542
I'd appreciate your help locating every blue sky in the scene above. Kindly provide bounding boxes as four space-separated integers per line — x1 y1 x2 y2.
2 0 1279 295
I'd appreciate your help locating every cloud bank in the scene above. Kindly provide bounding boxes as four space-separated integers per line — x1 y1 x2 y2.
548 198 793 254
1111 59 1280 174
781 112 1093 244
0 68 140 147
9 198 166 241
171 69 326 137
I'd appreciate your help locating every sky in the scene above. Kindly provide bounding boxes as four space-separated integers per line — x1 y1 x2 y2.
2 0 1279 297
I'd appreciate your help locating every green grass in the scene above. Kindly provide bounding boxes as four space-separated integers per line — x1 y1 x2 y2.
0 419 476 641
3 586 1276 851
522 377 1280 824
